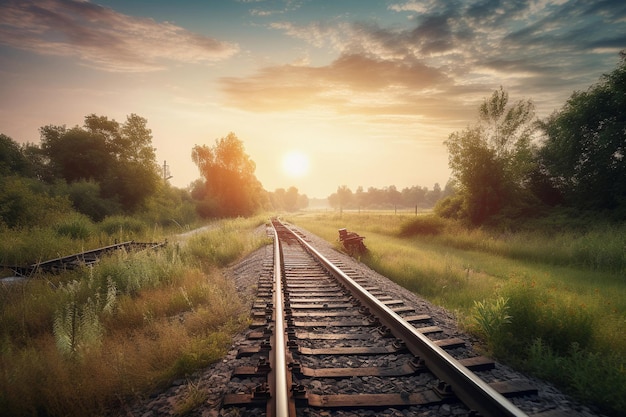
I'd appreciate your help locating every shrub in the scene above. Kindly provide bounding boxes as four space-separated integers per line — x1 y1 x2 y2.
434 195 464 219
99 215 146 238
527 340 626 416
469 296 512 353
503 281 594 356
55 213 95 239
398 215 446 237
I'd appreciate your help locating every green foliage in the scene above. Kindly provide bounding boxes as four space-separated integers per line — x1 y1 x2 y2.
169 332 231 377
141 185 199 227
503 281 594 355
434 195 464 219
59 179 120 221
39 113 160 214
538 53 626 212
0 176 73 229
186 217 270 267
398 215 446 236
54 213 96 239
95 246 182 296
53 297 103 358
527 340 626 416
0 134 31 176
445 87 538 224
52 276 117 358
99 215 146 237
470 296 512 352
0 217 265 416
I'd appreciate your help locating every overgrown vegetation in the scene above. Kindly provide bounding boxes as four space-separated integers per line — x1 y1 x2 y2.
0 216 268 416
287 212 626 416
439 52 626 226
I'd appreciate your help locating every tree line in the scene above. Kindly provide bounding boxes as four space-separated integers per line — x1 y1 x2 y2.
327 183 451 211
0 120 308 229
439 52 626 226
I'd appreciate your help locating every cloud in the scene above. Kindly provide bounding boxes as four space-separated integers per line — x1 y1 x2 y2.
220 52 455 118
230 0 625 120
0 0 239 72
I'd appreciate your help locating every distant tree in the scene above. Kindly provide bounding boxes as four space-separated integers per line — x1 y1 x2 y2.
327 184 448 210
427 183 442 206
297 193 309 210
354 186 366 211
270 188 287 211
284 186 300 212
328 185 353 213
191 132 265 217
387 185 402 208
445 87 538 224
268 187 308 212
537 52 626 212
401 185 428 208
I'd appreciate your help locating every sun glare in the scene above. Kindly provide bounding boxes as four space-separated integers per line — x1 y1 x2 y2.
282 150 310 178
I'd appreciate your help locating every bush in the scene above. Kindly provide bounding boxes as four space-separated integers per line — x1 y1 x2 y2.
99 215 146 238
469 296 512 353
527 340 626 416
55 213 96 239
503 281 594 356
398 215 446 237
434 195 464 219
64 180 120 221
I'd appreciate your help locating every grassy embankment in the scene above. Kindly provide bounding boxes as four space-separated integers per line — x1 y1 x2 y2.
286 211 625 417
0 215 270 417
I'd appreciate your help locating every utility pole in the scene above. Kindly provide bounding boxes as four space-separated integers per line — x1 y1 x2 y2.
163 160 173 184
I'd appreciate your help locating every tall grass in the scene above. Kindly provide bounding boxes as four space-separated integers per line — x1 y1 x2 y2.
288 211 626 416
0 216 268 416
0 214 166 269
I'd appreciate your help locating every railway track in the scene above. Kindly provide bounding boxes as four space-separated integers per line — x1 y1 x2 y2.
219 219 566 417
3 240 165 277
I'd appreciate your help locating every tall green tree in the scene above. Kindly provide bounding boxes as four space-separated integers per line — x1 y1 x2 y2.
38 114 160 215
538 52 626 212
191 132 265 217
445 87 537 224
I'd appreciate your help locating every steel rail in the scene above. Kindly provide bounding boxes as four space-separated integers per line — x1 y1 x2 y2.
269 224 294 417
278 220 528 417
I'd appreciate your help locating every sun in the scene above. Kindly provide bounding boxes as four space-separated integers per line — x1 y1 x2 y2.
282 150 310 178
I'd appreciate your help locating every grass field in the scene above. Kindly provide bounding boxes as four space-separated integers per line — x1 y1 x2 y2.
286 211 626 417
0 215 269 417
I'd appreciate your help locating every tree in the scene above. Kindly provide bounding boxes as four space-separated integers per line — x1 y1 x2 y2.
0 134 30 177
191 132 265 217
328 185 353 214
445 87 537 224
41 126 112 183
538 52 626 212
39 114 160 215
268 187 308 212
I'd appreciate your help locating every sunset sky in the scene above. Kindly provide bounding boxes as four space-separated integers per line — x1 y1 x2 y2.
1 0 625 198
